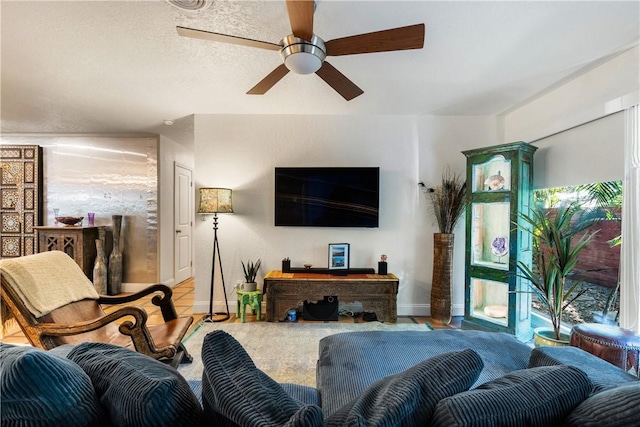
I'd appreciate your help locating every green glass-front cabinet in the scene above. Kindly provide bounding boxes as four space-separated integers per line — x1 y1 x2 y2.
461 142 537 341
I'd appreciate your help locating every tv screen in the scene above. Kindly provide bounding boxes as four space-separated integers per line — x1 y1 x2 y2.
275 167 379 227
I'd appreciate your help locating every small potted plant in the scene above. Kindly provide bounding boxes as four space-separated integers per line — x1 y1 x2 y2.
517 202 599 345
241 259 262 292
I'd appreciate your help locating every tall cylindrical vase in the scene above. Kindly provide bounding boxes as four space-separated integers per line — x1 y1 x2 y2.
108 215 123 295
93 238 108 295
431 233 455 325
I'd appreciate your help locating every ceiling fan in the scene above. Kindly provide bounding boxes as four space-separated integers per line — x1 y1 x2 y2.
176 0 425 101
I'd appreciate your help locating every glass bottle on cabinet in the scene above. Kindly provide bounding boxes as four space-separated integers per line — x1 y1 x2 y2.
461 141 537 341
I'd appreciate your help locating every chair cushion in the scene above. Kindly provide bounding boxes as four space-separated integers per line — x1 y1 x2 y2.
67 342 201 427
200 330 323 427
0 343 105 427
564 382 640 427
0 250 99 317
431 365 592 427
324 349 484 427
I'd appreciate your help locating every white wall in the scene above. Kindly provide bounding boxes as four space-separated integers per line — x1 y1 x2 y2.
503 45 639 143
417 116 501 315
531 112 625 189
192 114 500 317
503 46 639 190
192 114 421 315
158 134 195 286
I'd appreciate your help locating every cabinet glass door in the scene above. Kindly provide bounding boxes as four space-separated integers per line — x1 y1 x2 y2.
472 155 511 193
471 202 510 270
470 277 508 327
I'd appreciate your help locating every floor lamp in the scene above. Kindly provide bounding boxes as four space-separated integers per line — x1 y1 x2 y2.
197 187 233 323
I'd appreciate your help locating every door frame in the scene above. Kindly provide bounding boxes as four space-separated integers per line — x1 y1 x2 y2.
174 162 194 284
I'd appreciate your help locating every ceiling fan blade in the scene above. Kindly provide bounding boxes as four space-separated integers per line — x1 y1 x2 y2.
286 0 314 41
247 64 290 95
176 26 281 51
315 61 364 101
325 23 425 56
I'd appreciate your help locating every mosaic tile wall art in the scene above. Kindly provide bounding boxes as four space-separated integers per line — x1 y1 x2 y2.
0 145 42 258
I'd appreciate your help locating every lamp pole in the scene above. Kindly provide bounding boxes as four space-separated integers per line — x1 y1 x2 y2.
204 212 230 322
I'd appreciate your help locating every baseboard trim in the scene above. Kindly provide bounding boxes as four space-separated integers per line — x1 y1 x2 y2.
162 278 176 288
120 279 175 294
193 301 465 318
397 303 464 317
193 300 241 315
121 282 154 293
397 303 429 317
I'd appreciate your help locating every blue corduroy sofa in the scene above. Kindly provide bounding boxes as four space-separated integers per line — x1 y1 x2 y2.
198 329 640 426
315 329 640 426
1 329 639 426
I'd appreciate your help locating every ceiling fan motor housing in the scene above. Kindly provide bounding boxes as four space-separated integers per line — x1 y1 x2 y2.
280 34 326 74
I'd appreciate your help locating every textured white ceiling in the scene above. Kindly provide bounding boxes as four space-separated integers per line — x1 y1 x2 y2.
1 0 638 134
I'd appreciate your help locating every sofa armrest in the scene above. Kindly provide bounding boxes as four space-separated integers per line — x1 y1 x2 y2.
529 346 639 392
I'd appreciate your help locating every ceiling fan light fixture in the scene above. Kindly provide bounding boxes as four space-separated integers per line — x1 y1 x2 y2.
284 52 322 74
166 0 212 11
280 34 326 75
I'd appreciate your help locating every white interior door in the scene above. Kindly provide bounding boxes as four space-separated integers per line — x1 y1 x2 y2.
174 163 193 284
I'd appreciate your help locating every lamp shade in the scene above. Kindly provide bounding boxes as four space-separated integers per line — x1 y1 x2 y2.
197 188 233 214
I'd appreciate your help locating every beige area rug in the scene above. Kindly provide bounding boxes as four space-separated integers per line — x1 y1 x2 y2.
178 321 431 386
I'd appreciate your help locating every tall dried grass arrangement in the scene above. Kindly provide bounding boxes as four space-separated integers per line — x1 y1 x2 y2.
425 167 467 234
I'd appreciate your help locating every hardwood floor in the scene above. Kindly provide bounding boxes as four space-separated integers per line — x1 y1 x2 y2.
1 278 461 345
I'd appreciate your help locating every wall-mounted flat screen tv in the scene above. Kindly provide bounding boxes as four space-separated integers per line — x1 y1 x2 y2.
275 167 380 228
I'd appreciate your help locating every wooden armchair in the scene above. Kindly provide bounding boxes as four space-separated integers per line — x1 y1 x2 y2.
0 251 193 367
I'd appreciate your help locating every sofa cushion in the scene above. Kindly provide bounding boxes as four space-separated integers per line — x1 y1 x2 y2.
317 330 531 417
67 342 202 427
324 349 484 427
564 382 640 427
280 383 322 407
431 365 591 427
200 330 323 427
0 343 105 427
529 346 639 392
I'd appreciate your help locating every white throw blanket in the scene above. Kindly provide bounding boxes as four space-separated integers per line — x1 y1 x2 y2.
0 251 99 318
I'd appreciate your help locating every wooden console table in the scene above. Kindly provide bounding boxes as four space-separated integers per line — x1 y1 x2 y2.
263 270 399 323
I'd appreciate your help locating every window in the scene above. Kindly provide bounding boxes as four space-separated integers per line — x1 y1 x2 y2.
532 180 622 327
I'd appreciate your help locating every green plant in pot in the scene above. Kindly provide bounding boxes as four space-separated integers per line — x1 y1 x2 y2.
241 259 262 292
423 167 466 325
517 202 599 345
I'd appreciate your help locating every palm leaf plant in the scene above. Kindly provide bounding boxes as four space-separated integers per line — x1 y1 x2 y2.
517 202 600 340
577 181 623 207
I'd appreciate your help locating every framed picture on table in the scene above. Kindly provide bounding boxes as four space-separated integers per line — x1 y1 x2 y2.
328 243 350 270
